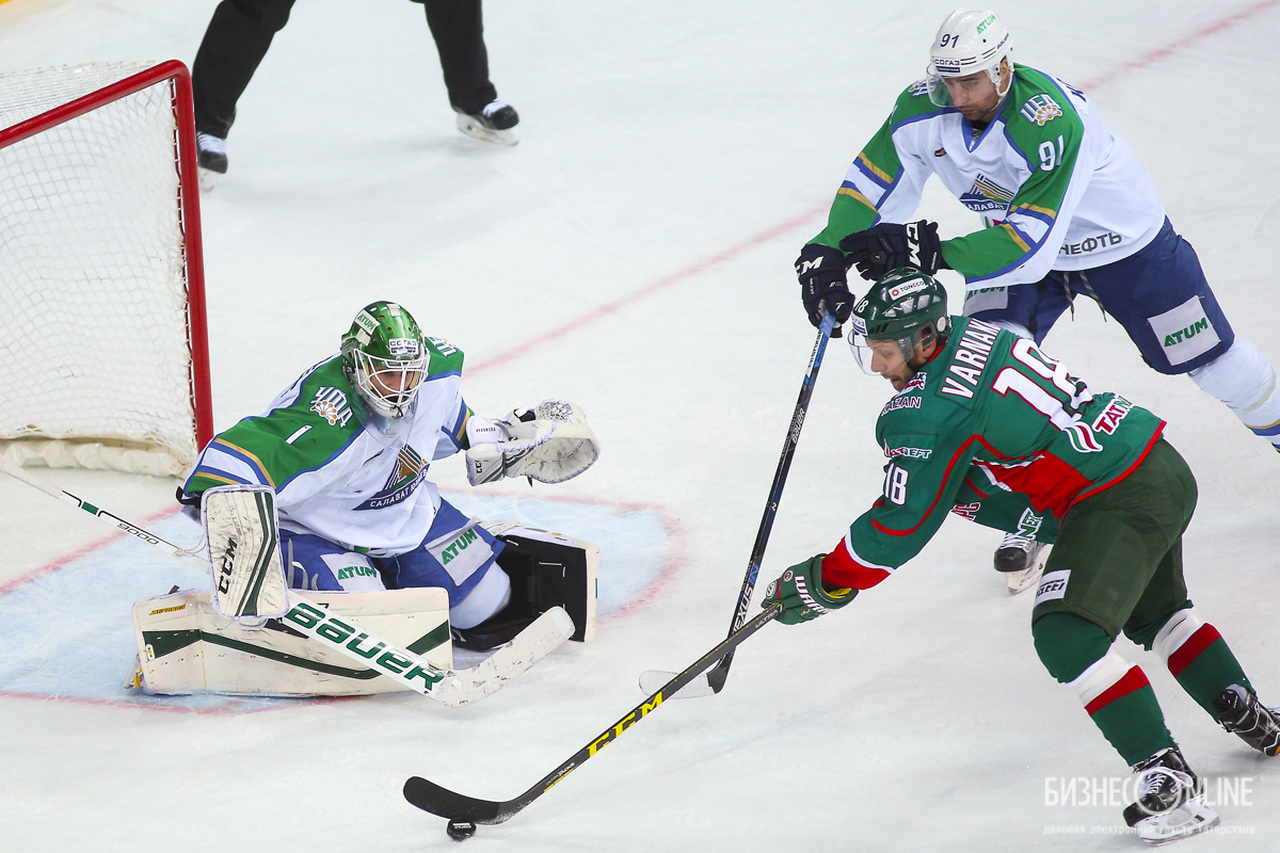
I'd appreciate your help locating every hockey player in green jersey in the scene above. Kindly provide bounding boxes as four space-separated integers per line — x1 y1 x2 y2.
794 8 1280 579
179 300 600 649
764 269 1279 845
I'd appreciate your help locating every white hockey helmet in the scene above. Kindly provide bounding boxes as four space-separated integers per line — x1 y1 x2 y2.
925 9 1013 106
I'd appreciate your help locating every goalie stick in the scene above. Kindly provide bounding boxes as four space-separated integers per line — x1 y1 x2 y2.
639 311 834 698
403 602 783 826
0 455 571 707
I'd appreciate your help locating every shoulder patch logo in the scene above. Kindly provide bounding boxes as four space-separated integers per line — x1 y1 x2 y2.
909 80 931 98
427 335 458 357
311 386 353 428
1020 94 1063 127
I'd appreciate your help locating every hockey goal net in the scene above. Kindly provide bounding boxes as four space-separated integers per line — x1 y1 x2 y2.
0 60 212 477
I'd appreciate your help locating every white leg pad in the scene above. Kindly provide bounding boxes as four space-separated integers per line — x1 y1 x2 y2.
131 586 451 696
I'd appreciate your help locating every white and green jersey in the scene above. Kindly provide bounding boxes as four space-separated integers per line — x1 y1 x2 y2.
813 65 1165 289
182 340 472 556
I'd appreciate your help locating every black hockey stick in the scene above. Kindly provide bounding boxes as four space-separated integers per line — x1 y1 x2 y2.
639 311 835 698
403 602 783 827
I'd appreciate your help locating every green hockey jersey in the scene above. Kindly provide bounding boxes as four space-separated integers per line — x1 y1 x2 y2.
823 316 1165 589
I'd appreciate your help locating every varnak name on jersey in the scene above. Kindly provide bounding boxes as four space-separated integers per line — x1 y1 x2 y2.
826 317 1164 590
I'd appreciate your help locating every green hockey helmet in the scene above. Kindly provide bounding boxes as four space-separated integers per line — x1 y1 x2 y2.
340 301 428 419
849 268 951 371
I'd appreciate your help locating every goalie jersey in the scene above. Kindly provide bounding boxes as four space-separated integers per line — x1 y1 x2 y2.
182 339 473 556
825 317 1166 589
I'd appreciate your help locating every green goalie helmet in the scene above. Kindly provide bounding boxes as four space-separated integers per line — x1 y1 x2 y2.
340 301 428 419
849 267 951 368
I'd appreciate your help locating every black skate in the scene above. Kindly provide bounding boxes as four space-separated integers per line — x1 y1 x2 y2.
1122 747 1219 845
1213 683 1280 755
993 532 1046 594
195 132 227 190
455 100 519 146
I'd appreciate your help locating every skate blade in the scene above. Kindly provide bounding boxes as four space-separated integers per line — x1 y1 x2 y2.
1005 564 1042 595
1005 545 1049 595
456 114 519 146
1134 799 1220 846
1005 561 1044 595
197 166 220 191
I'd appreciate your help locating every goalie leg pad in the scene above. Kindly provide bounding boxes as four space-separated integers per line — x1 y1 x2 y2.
130 586 452 696
491 524 599 643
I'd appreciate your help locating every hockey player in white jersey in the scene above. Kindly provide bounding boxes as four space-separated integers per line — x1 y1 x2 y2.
178 300 600 650
794 9 1280 581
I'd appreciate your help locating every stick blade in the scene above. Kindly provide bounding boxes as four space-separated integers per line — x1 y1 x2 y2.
403 776 509 824
431 606 574 707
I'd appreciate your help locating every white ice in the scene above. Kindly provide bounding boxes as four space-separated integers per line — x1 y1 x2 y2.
2 1 1279 850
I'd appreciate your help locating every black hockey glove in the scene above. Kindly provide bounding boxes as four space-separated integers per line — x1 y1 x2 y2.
839 220 945 281
795 243 853 333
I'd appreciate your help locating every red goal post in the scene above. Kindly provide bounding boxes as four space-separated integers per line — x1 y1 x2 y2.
0 60 213 477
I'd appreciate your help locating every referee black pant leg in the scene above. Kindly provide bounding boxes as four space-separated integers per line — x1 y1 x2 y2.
192 0 298 138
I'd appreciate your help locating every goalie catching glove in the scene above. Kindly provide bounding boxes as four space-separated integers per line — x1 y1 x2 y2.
764 554 857 625
465 399 600 486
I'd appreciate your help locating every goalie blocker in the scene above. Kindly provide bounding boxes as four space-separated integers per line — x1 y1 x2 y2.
128 522 598 697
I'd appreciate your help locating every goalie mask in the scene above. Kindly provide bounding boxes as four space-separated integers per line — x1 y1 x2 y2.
849 268 951 373
925 8 1013 107
340 301 428 420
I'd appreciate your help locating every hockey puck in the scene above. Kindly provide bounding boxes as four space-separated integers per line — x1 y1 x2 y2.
446 819 477 841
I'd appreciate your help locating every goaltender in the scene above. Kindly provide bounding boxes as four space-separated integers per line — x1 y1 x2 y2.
179 300 600 650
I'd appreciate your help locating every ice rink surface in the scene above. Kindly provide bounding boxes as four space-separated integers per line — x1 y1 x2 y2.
2 1 1279 850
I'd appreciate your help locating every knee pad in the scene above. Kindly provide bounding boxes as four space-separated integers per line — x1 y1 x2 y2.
447 562 511 631
1032 612 1114 683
